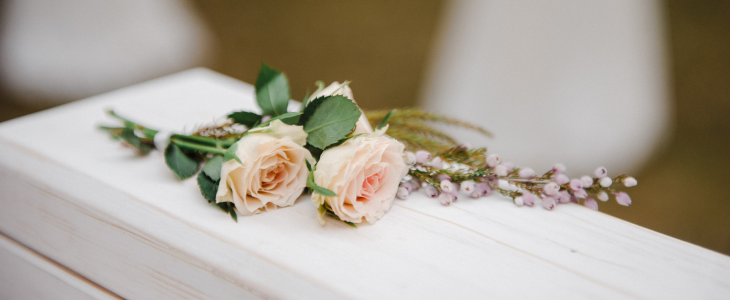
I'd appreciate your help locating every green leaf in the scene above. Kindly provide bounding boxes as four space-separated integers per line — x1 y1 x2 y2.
217 202 230 212
305 159 313 172
223 143 242 164
255 112 302 128
344 221 357 228
202 155 224 181
164 143 200 180
255 63 290 117
197 172 219 203
302 95 361 149
307 172 337 196
377 109 395 130
228 111 262 127
229 204 238 222
119 128 152 153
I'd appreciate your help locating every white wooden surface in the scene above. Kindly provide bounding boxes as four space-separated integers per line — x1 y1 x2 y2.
0 68 729 299
0 233 120 300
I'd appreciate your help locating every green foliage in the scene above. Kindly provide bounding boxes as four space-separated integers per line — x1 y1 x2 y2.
197 171 218 202
302 95 361 149
223 143 242 164
377 110 395 130
164 143 200 180
255 112 302 128
202 155 224 181
119 128 152 153
228 111 262 127
255 63 290 117
366 108 492 153
307 171 337 196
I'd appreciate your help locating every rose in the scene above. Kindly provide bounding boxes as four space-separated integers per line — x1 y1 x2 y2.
309 81 373 135
216 120 312 215
311 127 407 224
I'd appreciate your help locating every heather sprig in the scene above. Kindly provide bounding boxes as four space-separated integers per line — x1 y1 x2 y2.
398 147 636 211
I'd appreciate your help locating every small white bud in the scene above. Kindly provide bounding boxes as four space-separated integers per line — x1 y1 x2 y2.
597 191 609 202
460 181 476 193
396 187 409 200
494 165 508 176
573 189 587 199
544 182 560 195
600 177 612 187
415 150 431 164
429 157 444 169
438 192 454 205
580 175 593 187
440 180 453 192
623 176 637 187
404 151 417 165
518 168 535 179
502 161 515 173
594 166 608 178
554 174 569 185
514 196 524 207
569 179 583 191
552 163 566 174
486 154 501 167
425 185 439 198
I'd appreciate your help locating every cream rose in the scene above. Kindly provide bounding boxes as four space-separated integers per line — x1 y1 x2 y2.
309 81 373 135
216 120 312 215
311 127 407 224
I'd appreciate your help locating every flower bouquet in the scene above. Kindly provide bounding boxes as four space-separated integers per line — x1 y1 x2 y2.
100 63 636 227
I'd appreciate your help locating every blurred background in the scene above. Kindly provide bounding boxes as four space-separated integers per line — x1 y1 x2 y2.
1 0 729 255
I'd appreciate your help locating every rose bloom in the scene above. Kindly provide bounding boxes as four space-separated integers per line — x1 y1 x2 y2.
216 120 313 215
311 127 407 224
310 81 373 135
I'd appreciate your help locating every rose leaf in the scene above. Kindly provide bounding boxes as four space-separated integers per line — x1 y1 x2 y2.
202 155 224 181
307 172 337 196
302 95 361 149
119 128 152 154
197 172 218 203
255 63 290 117
223 143 242 164
164 143 200 180
228 111 262 127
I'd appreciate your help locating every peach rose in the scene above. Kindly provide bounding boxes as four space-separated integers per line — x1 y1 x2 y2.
311 127 407 224
309 81 373 135
216 120 312 215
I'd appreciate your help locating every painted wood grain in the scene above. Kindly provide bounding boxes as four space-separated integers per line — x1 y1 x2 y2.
0 68 728 299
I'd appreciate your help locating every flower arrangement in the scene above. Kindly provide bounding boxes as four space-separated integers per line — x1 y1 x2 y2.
100 63 637 227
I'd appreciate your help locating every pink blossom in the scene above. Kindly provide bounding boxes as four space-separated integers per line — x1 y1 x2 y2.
580 175 593 187
415 150 431 164
409 178 422 191
425 185 439 198
600 177 612 187
476 182 491 196
502 162 515 173
518 168 535 179
460 181 476 193
400 181 414 192
440 180 454 192
435 174 451 181
569 179 583 191
623 176 638 187
429 157 444 169
494 165 508 176
486 154 500 167
584 198 599 210
522 192 536 206
542 196 557 210
615 192 632 206
597 191 609 202
544 182 560 195
396 187 409 200
438 192 454 205
554 174 569 185
261 115 272 122
558 191 573 203
552 163 566 174
573 189 587 199
594 166 608 178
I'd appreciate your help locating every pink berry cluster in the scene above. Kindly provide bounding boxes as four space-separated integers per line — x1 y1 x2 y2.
397 149 637 211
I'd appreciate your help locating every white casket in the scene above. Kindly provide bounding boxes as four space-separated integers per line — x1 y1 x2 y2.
0 68 729 299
